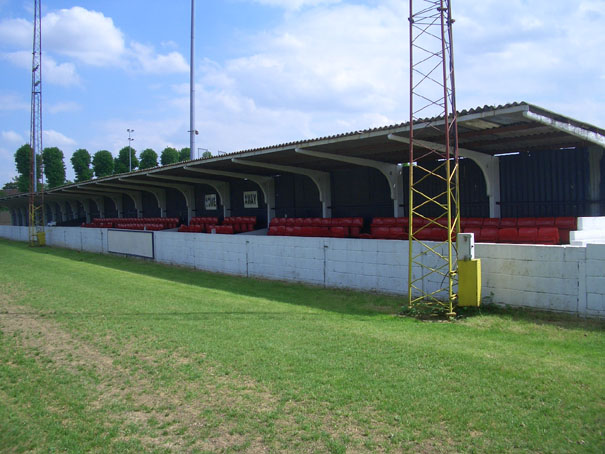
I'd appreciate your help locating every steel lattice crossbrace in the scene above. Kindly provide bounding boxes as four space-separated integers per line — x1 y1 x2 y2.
407 0 460 315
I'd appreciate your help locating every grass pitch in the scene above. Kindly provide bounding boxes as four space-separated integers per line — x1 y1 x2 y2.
0 238 603 453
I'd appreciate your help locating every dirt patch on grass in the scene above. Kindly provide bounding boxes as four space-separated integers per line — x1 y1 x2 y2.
0 285 452 453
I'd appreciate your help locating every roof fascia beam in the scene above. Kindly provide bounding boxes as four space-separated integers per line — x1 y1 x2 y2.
522 111 605 147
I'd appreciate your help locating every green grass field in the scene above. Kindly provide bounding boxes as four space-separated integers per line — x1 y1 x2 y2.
0 238 603 453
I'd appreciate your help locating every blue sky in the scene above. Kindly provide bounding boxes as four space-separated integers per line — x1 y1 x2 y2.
1 0 604 185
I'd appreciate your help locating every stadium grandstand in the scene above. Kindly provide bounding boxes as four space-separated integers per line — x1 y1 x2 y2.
1 102 604 318
2 102 604 229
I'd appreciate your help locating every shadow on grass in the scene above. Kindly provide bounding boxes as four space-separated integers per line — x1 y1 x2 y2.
8 240 402 318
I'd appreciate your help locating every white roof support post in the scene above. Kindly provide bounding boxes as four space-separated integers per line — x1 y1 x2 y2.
182 166 276 222
51 201 64 222
122 178 196 222
388 134 501 218
77 186 130 219
60 191 94 222
67 200 80 220
231 158 332 218
56 201 67 222
295 147 405 217
92 183 149 218
146 174 231 219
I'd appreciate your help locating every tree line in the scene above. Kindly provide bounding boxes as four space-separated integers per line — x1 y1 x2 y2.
9 145 213 192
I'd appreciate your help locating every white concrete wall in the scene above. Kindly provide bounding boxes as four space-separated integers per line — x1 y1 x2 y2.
1 225 603 318
586 244 605 318
571 217 605 245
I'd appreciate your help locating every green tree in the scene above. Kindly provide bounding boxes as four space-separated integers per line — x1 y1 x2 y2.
92 150 114 178
14 144 41 192
139 148 159 170
179 147 190 161
160 147 179 166
114 146 139 174
202 150 212 159
2 179 19 190
71 148 94 182
42 147 67 188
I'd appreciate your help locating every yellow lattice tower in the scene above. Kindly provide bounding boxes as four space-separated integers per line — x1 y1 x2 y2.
407 0 460 316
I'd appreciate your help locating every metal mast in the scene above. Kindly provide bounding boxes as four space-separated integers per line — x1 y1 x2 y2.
189 0 196 160
407 0 460 315
29 0 44 246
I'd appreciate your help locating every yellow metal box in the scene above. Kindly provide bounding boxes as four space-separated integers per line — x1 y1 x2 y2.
458 259 481 307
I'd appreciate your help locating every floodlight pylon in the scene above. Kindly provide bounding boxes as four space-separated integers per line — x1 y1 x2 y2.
407 0 460 315
29 0 44 245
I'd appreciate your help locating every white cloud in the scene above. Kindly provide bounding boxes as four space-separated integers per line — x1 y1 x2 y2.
43 130 76 148
44 57 81 86
42 7 126 66
1 130 24 143
1 51 80 87
0 6 188 76
192 0 409 145
453 0 605 126
0 17 30 46
249 0 342 10
130 42 189 74
47 101 82 114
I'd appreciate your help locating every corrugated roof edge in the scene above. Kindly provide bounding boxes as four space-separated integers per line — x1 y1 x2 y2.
2 101 604 199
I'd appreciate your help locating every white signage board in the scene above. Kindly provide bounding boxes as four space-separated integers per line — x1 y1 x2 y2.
205 193 217 210
107 229 154 258
243 191 258 208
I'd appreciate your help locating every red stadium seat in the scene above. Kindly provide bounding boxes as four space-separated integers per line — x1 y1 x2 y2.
500 218 517 228
480 227 499 243
482 218 500 228
498 227 518 243
555 217 577 230
518 227 538 243
388 226 407 240
330 226 348 238
537 227 559 245
535 217 555 227
517 217 536 228
371 226 390 239
463 217 483 228
555 217 576 244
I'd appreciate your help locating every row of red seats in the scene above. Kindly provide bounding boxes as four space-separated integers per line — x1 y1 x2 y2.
268 217 363 238
183 216 257 234
179 224 234 234
83 217 179 229
223 216 257 233
461 216 576 229
113 223 166 231
463 226 560 245
368 217 575 244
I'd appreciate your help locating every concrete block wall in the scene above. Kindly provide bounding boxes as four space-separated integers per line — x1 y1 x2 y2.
585 244 605 317
1 225 603 318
